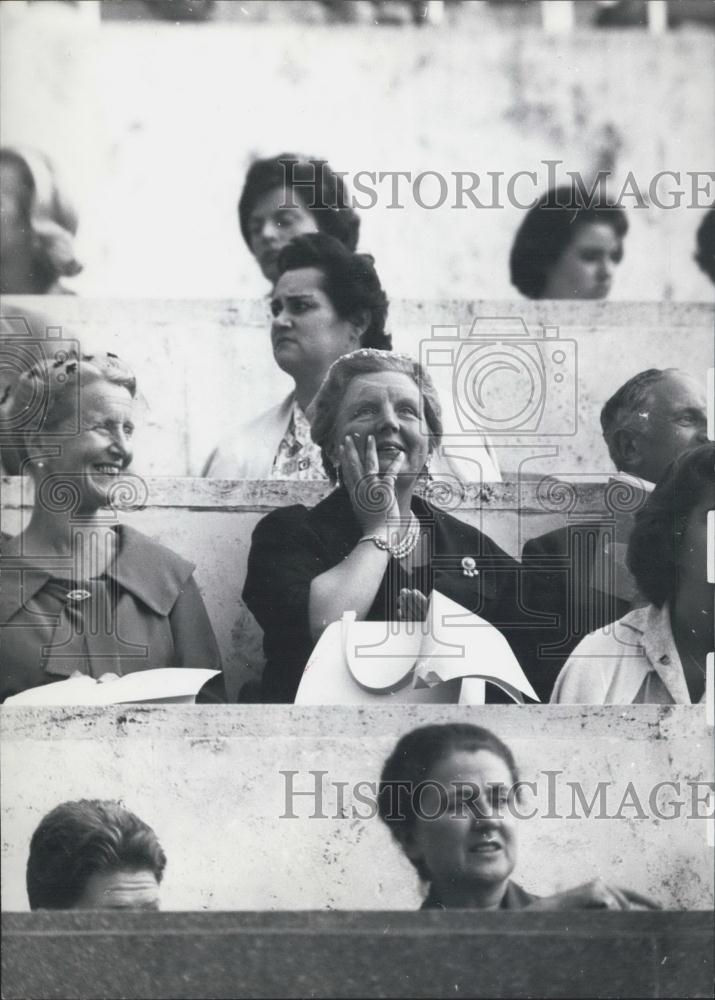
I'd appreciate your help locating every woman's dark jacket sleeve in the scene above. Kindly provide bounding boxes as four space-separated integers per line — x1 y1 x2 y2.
242 505 329 701
169 575 226 703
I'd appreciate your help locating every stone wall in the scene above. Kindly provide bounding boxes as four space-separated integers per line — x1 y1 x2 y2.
2 297 713 478
1 9 714 302
2 705 712 913
3 909 713 999
0 477 662 696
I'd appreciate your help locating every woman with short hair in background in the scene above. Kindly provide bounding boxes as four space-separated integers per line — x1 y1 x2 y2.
509 186 628 300
694 206 715 287
238 152 360 285
0 146 82 295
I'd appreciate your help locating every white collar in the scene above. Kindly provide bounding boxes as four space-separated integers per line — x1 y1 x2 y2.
618 604 692 703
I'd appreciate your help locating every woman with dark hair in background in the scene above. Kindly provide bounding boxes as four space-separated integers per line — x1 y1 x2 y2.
0 147 82 295
552 442 713 704
379 722 659 911
204 232 390 479
0 351 224 702
694 206 715 287
238 153 360 284
509 186 628 300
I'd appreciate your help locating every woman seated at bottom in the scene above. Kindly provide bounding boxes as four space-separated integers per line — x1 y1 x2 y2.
243 349 537 703
551 442 713 704
379 723 659 911
0 351 223 703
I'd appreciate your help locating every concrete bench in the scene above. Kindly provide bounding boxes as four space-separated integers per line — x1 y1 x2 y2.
2 705 712 913
1 476 652 698
2 298 713 477
2 909 713 999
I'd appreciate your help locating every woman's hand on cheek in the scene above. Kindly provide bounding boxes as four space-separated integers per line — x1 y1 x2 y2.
527 878 661 912
342 434 403 536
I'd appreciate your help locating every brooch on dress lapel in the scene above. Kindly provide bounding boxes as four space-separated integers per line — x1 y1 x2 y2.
65 590 91 602
461 557 479 578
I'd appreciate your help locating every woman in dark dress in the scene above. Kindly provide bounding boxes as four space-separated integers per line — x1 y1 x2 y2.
242 349 539 702
378 723 659 911
0 350 223 702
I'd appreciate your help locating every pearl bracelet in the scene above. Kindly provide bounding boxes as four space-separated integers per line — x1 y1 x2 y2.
358 514 420 559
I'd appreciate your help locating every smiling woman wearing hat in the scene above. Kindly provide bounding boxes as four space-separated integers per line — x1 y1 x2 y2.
0 351 224 702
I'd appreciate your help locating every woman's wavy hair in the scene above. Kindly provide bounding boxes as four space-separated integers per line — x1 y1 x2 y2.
27 799 166 910
0 351 136 475
627 442 714 608
0 146 82 291
378 724 520 882
308 349 442 483
238 153 360 252
509 185 629 299
275 232 391 351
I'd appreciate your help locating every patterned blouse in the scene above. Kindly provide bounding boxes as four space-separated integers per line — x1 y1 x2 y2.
271 399 327 481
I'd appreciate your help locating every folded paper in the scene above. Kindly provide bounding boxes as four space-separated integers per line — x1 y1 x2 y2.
4 668 221 706
296 590 539 704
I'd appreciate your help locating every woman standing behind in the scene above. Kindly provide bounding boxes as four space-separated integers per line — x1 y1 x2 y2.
509 186 628 300
0 351 223 702
204 233 390 480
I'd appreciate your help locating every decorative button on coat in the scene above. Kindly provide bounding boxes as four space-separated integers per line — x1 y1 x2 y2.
461 557 479 578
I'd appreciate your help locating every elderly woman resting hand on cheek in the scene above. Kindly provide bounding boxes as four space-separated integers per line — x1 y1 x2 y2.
243 350 536 703
379 724 660 912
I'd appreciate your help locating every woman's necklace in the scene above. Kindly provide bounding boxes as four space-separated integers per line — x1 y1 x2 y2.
390 512 421 560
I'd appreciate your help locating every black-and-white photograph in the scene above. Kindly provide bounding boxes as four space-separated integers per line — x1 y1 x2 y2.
1 1 713 998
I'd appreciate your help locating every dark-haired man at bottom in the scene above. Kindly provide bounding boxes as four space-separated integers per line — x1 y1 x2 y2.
26 800 165 910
